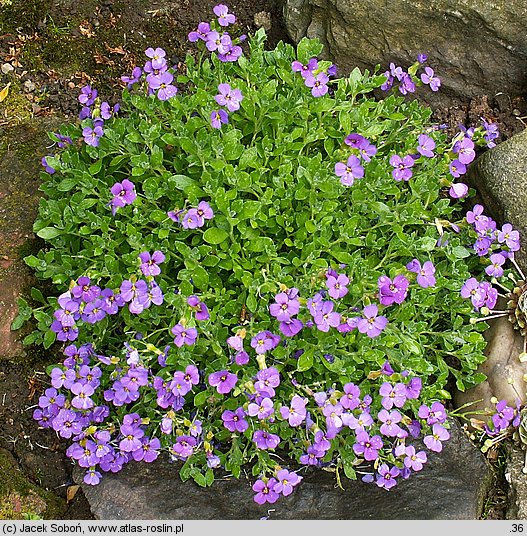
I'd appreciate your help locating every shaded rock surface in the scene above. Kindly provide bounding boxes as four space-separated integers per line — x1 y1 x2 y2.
76 419 492 520
507 444 527 520
283 0 527 107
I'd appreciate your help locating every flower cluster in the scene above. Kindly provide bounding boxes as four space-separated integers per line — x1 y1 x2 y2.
24 3 511 510
292 57 337 97
459 204 521 312
188 4 243 63
168 200 214 229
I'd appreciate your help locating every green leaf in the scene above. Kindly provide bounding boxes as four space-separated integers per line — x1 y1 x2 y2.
56 178 78 192
36 227 61 240
203 228 229 245
194 391 209 406
297 349 314 372
191 265 209 290
43 330 56 349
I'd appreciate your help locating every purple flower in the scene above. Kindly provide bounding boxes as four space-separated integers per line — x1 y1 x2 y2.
498 223 520 251
378 274 409 306
252 478 279 504
222 407 249 433
403 445 427 471
423 423 450 452
215 83 243 112
304 72 329 97
70 382 95 410
460 277 486 309
326 274 349 300
280 395 307 427
407 259 436 288
121 66 143 88
279 318 304 337
485 253 506 278
481 117 499 148
171 323 198 347
340 382 361 410
252 430 280 450
50 367 76 390
119 424 144 453
145 47 167 70
344 133 368 149
54 296 80 327
491 400 515 431
313 301 341 332
449 159 467 178
254 367 281 397
378 409 404 437
390 154 415 181
376 463 400 490
171 435 196 459
82 126 103 147
78 85 98 106
214 4 236 26
406 377 422 399
139 250 165 277
334 155 364 186
149 71 177 100
83 468 102 486
250 331 280 354
357 304 387 338
379 382 407 410
452 137 476 165
211 109 229 129
417 53 428 63
269 292 300 322
449 182 468 199
357 140 378 162
132 437 161 463
208 369 237 394
418 401 447 425
420 66 441 91
109 179 136 215
353 431 383 461
417 134 435 157
206 31 232 54
248 396 275 420
188 22 211 42
273 469 302 497
41 156 56 174
292 58 318 78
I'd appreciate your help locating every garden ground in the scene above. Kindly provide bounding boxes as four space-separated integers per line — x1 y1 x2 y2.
0 0 525 520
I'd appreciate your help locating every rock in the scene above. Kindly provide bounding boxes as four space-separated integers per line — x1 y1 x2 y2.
453 313 527 421
0 448 65 519
283 0 527 106
506 444 527 519
468 128 527 273
76 419 492 520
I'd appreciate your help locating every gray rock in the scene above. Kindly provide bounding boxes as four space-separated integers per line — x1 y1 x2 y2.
468 128 527 272
283 0 527 106
76 419 492 520
507 444 527 519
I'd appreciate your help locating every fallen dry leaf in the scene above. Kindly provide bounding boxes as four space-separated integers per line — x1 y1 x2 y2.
105 43 126 55
66 485 80 503
79 20 95 38
0 82 11 103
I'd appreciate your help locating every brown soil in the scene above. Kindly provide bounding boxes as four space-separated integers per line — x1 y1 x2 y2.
0 0 524 521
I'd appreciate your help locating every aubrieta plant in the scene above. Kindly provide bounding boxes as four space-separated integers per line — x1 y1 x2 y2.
17 4 517 504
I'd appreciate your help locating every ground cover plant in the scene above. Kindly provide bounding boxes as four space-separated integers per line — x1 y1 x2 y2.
15 4 522 504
